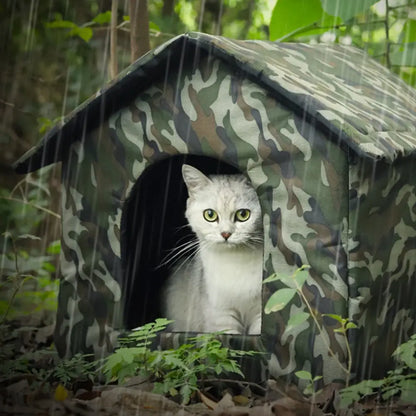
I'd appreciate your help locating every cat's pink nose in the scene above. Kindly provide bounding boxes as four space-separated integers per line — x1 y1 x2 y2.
221 232 231 240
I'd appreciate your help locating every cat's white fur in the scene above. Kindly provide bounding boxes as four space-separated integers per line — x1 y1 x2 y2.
162 164 263 334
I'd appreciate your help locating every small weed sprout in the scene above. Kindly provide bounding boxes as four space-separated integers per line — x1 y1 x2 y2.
295 370 323 396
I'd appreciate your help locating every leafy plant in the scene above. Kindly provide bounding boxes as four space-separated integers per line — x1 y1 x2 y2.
295 370 323 396
0 166 61 323
0 234 59 323
103 318 256 404
0 347 96 393
0 170 59 235
264 267 416 408
52 353 97 386
263 266 357 385
103 318 173 383
339 334 416 408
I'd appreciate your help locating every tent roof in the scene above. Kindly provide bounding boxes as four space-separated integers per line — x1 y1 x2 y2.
14 32 416 173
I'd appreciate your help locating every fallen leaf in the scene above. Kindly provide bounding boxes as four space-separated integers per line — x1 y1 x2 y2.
215 407 250 416
199 390 218 410
100 387 181 412
233 395 250 406
75 390 101 400
215 393 235 412
54 383 69 401
271 396 324 416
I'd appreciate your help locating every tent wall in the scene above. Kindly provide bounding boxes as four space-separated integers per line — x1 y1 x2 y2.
261 114 349 383
348 157 416 379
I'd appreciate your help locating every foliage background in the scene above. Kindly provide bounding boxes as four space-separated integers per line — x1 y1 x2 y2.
1 0 416 321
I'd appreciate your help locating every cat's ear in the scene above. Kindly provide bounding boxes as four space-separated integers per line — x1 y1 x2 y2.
182 164 211 195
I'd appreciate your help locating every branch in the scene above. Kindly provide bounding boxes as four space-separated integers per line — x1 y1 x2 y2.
275 22 321 42
0 98 37 117
110 0 119 79
275 19 387 43
384 0 391 68
200 378 268 392
0 196 61 219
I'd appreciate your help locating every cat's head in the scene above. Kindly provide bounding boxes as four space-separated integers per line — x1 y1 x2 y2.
182 164 263 248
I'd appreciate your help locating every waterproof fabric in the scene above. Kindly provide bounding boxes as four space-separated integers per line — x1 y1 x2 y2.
14 33 416 384
14 32 416 173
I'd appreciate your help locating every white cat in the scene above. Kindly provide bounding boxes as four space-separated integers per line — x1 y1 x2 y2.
162 164 263 334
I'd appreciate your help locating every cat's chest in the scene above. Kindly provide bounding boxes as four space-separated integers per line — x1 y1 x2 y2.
200 247 263 294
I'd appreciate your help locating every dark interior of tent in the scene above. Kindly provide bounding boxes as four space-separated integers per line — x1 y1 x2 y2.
120 154 242 329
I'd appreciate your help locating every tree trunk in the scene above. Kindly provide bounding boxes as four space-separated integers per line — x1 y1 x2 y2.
162 0 175 16
129 0 150 62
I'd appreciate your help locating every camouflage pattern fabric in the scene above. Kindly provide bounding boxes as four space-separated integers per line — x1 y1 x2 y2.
14 33 416 385
14 32 416 173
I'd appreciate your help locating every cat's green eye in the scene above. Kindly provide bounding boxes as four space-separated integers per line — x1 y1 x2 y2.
203 209 218 222
235 209 251 222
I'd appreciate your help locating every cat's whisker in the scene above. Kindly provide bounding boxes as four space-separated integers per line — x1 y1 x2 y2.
172 245 201 272
249 239 264 247
158 238 199 268
167 239 205 272
159 245 197 268
172 224 193 237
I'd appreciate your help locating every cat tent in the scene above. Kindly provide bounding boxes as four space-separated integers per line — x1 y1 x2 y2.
14 32 416 384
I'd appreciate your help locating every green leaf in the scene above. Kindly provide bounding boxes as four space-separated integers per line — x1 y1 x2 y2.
116 363 138 383
180 384 194 404
398 379 416 404
153 318 174 329
46 19 77 29
323 313 344 324
339 379 384 408
263 273 295 288
287 311 309 328
322 313 346 326
262 273 279 284
321 0 379 22
92 11 112 24
46 18 93 43
37 117 54 134
392 337 416 370
68 26 93 43
400 19 416 44
169 386 179 397
42 262 56 273
390 43 416 67
346 322 358 330
264 288 297 314
149 21 161 32
47 240 61 255
269 0 339 41
293 269 309 288
295 370 313 381
381 385 400 401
